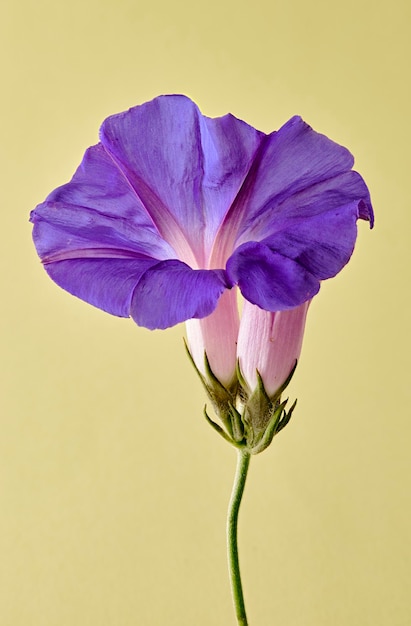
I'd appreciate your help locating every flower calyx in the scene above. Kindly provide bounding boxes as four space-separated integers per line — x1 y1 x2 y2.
185 341 297 454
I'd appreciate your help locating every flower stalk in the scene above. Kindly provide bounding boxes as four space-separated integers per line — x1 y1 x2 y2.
227 448 251 626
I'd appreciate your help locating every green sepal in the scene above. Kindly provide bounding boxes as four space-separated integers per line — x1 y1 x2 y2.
186 340 299 455
203 406 237 446
184 339 237 437
276 398 297 434
251 400 288 455
227 402 245 444
270 360 298 403
241 370 273 448
235 359 251 404
238 360 298 454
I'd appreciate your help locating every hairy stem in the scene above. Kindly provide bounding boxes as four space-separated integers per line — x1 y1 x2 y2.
227 448 251 626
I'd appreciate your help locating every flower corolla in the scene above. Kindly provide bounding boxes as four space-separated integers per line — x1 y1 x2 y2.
30 95 373 435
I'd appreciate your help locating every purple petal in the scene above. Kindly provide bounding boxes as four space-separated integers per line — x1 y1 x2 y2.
198 112 264 254
260 201 361 280
238 170 373 244
30 143 175 262
214 116 373 258
130 260 230 329
100 95 263 264
43 257 158 317
227 242 320 311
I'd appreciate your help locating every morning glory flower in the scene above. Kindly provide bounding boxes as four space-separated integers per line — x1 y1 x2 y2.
30 95 374 625
30 94 373 389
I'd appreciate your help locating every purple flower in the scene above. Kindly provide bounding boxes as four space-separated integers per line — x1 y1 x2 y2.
31 94 373 388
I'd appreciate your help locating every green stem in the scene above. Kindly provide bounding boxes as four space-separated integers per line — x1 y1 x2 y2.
227 448 251 626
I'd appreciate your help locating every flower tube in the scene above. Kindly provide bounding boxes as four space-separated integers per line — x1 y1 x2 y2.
185 289 239 386
237 300 310 398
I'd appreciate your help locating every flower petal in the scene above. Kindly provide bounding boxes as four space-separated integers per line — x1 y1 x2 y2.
239 170 373 244
130 260 230 329
30 143 175 262
198 111 264 258
227 242 320 311
214 116 373 258
100 95 263 265
43 257 159 317
260 200 361 280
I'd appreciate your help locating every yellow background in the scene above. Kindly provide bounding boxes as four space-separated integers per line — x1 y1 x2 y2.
1 0 410 624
